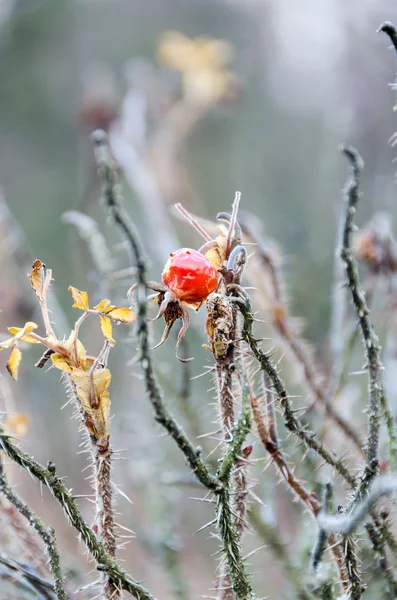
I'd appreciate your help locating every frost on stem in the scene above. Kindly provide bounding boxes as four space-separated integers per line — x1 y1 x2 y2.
340 146 384 499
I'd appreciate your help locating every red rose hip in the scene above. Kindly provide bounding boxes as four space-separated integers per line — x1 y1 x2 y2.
162 248 218 303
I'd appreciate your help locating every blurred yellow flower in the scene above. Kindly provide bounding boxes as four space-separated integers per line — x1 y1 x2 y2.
4 414 30 437
157 31 237 105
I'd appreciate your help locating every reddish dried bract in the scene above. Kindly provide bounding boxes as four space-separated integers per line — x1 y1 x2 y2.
162 248 218 303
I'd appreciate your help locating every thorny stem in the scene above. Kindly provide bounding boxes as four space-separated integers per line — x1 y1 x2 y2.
0 456 68 600
64 339 117 599
236 295 397 570
365 521 397 597
239 217 363 453
236 299 356 487
342 535 364 600
311 483 333 573
94 448 118 599
215 369 252 600
216 366 235 438
93 129 219 493
94 129 255 597
0 426 157 600
340 146 383 499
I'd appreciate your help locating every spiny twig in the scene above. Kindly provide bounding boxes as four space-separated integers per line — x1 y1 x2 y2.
215 367 252 600
235 299 356 487
365 521 397 597
239 214 363 453
93 128 219 493
342 535 364 600
0 455 68 600
317 475 397 536
340 146 384 498
311 483 333 573
0 427 157 600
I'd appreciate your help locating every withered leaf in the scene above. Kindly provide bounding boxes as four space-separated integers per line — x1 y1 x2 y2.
29 260 46 301
70 368 111 442
6 345 22 380
93 299 111 313
8 324 40 344
106 307 136 323
94 299 136 323
0 322 38 350
51 353 73 373
68 286 89 311
100 315 115 344
71 368 111 412
64 331 87 370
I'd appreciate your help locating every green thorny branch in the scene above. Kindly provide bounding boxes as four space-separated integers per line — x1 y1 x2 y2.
93 130 254 599
234 297 356 486
214 368 252 600
340 146 397 491
0 455 68 600
0 426 156 600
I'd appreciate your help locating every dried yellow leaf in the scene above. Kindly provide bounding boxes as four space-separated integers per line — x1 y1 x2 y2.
93 369 111 403
6 345 22 380
100 316 115 344
29 259 45 301
94 299 111 313
68 286 89 311
106 307 136 323
51 353 73 373
8 322 40 344
4 414 29 436
71 368 111 410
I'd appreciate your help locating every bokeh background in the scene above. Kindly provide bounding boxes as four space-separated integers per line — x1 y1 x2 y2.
1 1 397 598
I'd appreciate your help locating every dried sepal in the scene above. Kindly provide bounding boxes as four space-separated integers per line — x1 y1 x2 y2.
100 316 115 344
4 414 29 436
6 345 22 380
68 286 89 311
29 259 46 301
